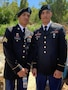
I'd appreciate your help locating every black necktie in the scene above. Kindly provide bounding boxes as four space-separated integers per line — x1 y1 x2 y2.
23 28 25 37
44 26 47 35
23 28 25 33
44 26 47 31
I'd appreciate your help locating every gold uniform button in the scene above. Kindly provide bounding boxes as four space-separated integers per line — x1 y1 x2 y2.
22 56 25 58
44 41 46 44
44 46 46 48
44 36 46 39
23 45 25 47
44 51 46 53
23 50 25 53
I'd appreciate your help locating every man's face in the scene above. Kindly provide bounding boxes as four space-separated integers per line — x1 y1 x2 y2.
40 10 52 24
18 12 30 26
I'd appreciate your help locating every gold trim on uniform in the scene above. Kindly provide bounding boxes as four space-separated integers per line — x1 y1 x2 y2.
57 64 65 67
12 64 20 70
3 37 8 43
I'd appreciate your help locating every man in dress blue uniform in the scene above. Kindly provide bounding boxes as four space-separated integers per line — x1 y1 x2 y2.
27 4 67 90
3 7 32 90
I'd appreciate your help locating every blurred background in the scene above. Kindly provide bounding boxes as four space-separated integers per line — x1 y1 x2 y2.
0 0 68 90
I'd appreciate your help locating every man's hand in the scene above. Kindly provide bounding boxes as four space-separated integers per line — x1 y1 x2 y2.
53 70 63 79
17 68 28 77
32 68 37 77
25 68 29 75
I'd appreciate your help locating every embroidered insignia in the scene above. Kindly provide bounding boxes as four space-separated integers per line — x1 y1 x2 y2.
51 30 58 38
53 33 56 38
3 37 8 43
14 33 21 41
50 30 58 34
27 36 32 42
16 33 19 38
35 32 41 40
35 32 41 36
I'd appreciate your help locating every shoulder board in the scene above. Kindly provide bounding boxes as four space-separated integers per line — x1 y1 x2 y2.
51 22 62 29
8 27 13 32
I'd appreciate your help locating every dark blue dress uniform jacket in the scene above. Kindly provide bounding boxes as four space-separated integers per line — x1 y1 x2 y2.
28 22 67 75
3 24 33 80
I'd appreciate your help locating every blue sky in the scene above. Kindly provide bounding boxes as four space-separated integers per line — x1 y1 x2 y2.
9 0 45 8
28 0 45 8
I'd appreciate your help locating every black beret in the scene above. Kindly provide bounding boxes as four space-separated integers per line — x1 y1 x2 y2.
39 4 51 19
17 7 32 17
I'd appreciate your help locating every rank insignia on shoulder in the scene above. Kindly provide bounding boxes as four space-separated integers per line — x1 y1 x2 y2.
2 37 8 43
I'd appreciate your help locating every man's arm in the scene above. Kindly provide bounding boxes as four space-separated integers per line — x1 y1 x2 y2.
26 32 37 70
3 28 24 74
57 27 67 72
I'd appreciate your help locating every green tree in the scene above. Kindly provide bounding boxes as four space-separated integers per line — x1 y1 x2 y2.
0 1 19 24
51 0 67 23
40 0 67 23
9 1 19 21
30 7 40 23
20 0 28 9
0 7 13 24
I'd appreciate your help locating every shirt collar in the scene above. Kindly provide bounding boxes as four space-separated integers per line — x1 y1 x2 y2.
42 21 52 31
18 24 27 32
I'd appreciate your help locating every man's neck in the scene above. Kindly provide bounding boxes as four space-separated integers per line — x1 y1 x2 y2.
42 21 52 26
19 23 27 28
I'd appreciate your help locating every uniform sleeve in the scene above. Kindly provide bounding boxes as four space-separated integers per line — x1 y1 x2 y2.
57 27 67 72
26 32 37 69
3 28 23 74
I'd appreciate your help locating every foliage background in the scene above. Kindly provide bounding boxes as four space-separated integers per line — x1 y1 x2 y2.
0 0 68 39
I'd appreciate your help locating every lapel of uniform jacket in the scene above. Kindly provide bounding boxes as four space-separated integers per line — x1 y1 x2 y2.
16 24 25 40
43 23 55 36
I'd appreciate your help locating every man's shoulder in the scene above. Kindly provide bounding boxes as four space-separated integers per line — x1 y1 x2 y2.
7 24 18 32
25 29 33 36
7 27 13 32
51 22 63 29
34 27 41 34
